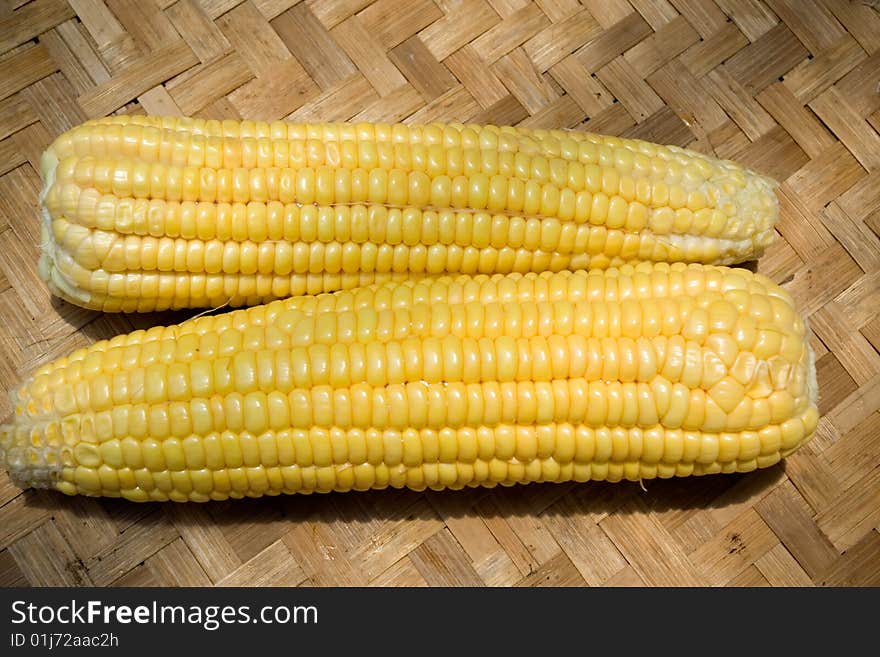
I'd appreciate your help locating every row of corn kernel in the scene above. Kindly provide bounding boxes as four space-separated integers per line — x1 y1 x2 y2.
24 332 808 417
62 418 811 474
58 192 710 244
57 129 699 188
74 116 721 174
59 438 797 501
52 459 655 500
56 158 730 230
18 405 813 472
52 257 779 314
273 260 780 310
56 229 709 284
22 327 797 417
56 135 728 206
50 242 576 286
33 329 793 410
46 252 411 309
51 203 751 266
53 217 667 275
35 373 808 440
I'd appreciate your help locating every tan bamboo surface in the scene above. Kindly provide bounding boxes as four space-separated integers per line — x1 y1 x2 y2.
1 0 879 588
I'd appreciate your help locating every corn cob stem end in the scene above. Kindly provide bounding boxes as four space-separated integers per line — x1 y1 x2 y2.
38 147 98 310
0 393 65 492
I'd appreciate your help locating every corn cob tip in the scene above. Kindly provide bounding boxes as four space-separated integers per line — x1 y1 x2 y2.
38 148 98 309
0 419 63 492
740 171 779 256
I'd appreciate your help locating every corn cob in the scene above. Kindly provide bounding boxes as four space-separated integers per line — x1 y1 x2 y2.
39 116 778 312
1 263 817 501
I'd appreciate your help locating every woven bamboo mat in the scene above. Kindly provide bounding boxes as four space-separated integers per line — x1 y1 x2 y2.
1 0 879 588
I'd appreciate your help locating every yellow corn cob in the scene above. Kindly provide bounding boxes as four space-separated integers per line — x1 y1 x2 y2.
39 116 778 312
1 263 817 502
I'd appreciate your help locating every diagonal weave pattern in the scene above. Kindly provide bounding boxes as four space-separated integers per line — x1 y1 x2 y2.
1 0 879 587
